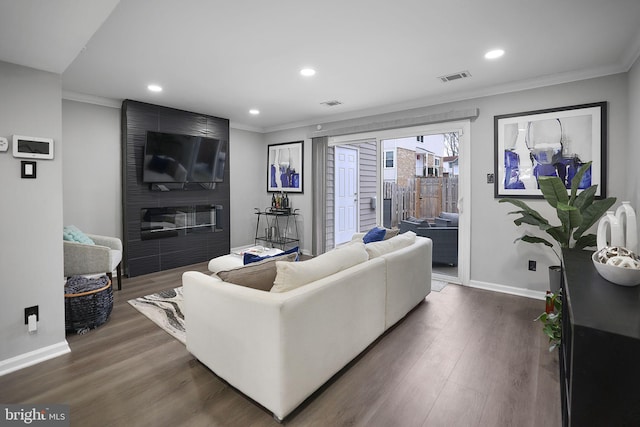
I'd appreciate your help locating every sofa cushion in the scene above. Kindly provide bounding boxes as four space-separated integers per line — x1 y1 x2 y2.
218 252 298 291
243 246 298 265
383 228 400 240
363 227 386 243
365 231 416 258
63 225 95 245
271 242 369 293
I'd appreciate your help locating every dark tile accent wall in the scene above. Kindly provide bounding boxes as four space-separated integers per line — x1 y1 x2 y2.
121 100 230 277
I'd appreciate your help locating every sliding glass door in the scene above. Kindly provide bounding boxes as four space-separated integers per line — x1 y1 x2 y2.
327 122 470 285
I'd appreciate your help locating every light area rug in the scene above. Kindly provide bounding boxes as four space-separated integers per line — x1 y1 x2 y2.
130 279 448 345
128 287 186 344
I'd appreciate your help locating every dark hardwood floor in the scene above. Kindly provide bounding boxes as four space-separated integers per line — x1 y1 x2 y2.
0 263 561 426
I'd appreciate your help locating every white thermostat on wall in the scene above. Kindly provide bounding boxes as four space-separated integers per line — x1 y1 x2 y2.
12 135 54 160
0 137 8 152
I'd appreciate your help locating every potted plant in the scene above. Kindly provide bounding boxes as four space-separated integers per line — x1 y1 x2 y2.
536 291 562 351
499 161 616 290
499 161 615 350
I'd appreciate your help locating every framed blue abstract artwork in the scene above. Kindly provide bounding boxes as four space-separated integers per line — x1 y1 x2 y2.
267 141 303 193
494 102 607 199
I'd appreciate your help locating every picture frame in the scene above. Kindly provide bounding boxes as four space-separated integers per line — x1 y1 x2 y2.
494 102 607 198
267 141 303 193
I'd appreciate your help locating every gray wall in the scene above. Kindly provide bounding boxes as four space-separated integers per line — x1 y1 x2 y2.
0 61 67 369
229 128 268 249
470 74 628 291
263 130 313 253
62 100 121 238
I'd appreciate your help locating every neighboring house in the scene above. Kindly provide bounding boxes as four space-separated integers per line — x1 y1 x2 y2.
442 156 459 176
424 152 442 177
383 137 442 186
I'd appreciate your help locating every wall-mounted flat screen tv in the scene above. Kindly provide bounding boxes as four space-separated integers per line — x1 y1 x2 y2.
143 131 227 184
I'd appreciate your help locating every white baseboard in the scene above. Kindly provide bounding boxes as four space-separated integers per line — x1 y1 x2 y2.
0 341 71 377
468 280 547 301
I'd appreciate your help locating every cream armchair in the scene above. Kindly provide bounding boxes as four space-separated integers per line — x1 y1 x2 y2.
63 234 123 290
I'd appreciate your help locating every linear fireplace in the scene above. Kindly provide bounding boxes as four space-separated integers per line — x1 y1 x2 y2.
140 205 223 240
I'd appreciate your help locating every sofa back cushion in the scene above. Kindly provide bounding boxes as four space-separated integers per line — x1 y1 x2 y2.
271 242 369 293
217 252 298 291
365 231 416 259
384 228 400 239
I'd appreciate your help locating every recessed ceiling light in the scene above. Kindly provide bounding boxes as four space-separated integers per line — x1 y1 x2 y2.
300 68 316 77
147 84 163 92
484 49 505 60
249 109 260 115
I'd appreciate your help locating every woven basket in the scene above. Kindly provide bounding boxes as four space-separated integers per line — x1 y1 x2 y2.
64 275 113 333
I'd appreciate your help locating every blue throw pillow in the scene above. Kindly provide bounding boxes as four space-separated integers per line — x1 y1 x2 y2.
63 225 95 245
363 227 386 243
244 246 299 265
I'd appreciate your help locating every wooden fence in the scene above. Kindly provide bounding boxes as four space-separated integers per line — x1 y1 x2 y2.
384 176 458 227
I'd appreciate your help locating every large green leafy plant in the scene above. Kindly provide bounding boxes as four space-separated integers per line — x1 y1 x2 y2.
499 161 616 262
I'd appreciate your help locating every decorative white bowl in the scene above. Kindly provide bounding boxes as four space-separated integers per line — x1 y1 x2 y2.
592 251 640 287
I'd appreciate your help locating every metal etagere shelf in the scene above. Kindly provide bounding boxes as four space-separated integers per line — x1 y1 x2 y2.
254 207 300 250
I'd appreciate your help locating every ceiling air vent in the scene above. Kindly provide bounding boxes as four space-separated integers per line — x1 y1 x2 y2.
320 100 343 107
438 71 471 83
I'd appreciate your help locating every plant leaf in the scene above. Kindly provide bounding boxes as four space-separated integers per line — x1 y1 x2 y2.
539 176 569 208
513 213 552 229
517 235 555 248
545 226 568 248
499 199 549 225
572 197 616 241
573 185 597 212
557 202 583 232
569 161 592 203
574 234 597 250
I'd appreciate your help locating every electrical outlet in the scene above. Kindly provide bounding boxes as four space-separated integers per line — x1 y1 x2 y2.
24 306 39 324
528 260 537 271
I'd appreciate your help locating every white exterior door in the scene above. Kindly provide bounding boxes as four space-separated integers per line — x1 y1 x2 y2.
335 146 358 245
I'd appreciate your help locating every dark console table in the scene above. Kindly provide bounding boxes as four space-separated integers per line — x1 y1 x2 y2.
560 249 640 426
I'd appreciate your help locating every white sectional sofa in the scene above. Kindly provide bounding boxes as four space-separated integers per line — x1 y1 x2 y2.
182 232 432 421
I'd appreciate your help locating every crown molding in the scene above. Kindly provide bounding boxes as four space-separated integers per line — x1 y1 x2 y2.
62 90 122 109
621 28 640 71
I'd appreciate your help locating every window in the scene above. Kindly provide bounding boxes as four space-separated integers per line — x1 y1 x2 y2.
435 158 440 166
384 150 394 168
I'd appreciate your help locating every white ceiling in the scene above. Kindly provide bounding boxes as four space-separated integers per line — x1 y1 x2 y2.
2 0 640 132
